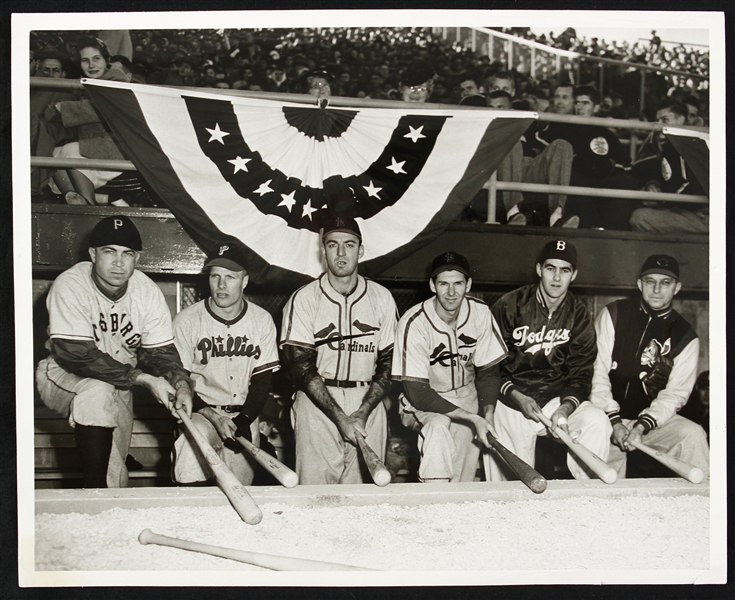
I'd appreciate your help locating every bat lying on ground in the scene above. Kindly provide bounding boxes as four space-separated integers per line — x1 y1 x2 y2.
627 438 705 483
482 436 547 494
354 430 391 487
139 529 377 571
536 412 617 484
175 408 263 524
234 434 299 488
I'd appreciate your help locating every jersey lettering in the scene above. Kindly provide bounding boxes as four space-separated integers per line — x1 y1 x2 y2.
197 334 261 365
512 324 571 355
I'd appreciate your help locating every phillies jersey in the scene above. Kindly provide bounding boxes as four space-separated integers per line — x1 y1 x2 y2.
174 299 279 407
281 274 397 382
392 296 508 394
47 262 174 367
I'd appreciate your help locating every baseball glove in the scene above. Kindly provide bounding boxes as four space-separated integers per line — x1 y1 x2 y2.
641 355 674 398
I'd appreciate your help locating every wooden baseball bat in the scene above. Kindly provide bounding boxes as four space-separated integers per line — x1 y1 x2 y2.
628 438 705 483
483 437 547 494
536 412 618 484
354 431 391 487
175 409 263 524
234 434 299 488
139 529 376 571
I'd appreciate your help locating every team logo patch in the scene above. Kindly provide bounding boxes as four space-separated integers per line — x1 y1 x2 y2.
590 136 609 155
429 342 470 367
513 325 571 356
640 338 671 368
661 158 672 181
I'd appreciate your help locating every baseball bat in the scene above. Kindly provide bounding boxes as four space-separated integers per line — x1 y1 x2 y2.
536 412 618 484
354 431 391 487
234 434 299 488
175 409 263 524
627 438 705 483
483 437 547 494
139 529 376 571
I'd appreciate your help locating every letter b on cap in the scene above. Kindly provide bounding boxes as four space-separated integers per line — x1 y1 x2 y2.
556 241 566 251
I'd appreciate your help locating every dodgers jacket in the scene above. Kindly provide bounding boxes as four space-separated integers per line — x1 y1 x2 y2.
492 284 596 411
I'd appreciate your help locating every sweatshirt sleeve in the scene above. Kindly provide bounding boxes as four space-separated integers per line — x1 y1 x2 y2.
590 306 622 423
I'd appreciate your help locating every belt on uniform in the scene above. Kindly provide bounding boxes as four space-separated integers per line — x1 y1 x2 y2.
323 379 371 388
209 405 242 413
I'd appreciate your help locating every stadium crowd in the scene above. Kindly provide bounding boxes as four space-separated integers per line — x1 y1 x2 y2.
30 27 709 232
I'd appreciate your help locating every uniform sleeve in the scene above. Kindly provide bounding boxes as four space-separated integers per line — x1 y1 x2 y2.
473 307 508 370
590 306 621 421
50 338 141 388
391 310 430 384
172 309 196 372
490 294 516 394
252 311 280 375
47 274 96 343
376 289 399 353
139 280 175 349
639 337 699 430
559 300 597 408
280 287 316 349
137 343 190 387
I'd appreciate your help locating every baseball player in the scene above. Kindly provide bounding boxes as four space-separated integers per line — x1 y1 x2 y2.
591 254 709 477
280 214 398 485
172 244 279 485
392 252 508 482
35 215 193 488
484 240 612 481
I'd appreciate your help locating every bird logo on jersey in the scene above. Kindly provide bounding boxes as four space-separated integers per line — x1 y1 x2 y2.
429 342 471 367
314 321 377 352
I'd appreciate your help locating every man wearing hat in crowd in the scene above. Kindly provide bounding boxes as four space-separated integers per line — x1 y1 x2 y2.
484 240 611 481
590 255 709 477
171 244 280 486
392 252 508 482
280 215 398 485
36 216 193 488
399 60 436 104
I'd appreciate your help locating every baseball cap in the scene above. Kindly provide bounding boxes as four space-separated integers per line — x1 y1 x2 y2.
89 215 142 251
640 254 679 279
430 252 471 278
321 214 362 241
400 60 435 87
537 240 577 268
204 243 247 272
458 93 487 107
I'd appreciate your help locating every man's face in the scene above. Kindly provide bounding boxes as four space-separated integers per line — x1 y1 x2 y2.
488 96 513 110
178 63 192 78
209 266 247 310
459 79 479 99
637 273 681 311
657 107 686 127
574 94 597 117
685 104 700 126
38 58 65 78
88 245 138 291
489 77 514 96
79 47 107 79
430 270 471 314
536 259 577 300
401 80 431 103
308 76 331 97
323 232 363 278
553 86 575 115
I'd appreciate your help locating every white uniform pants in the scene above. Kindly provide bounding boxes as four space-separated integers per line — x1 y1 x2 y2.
292 386 387 485
607 416 709 478
172 412 259 485
485 398 612 481
36 356 134 488
399 385 480 483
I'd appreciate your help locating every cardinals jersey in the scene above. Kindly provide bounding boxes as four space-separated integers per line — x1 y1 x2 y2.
392 295 508 394
47 262 174 367
281 274 397 382
174 299 279 407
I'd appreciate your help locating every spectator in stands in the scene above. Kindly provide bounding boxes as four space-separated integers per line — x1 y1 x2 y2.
34 48 68 79
48 36 129 205
305 69 332 99
486 71 516 96
109 55 133 82
457 72 483 104
533 85 639 229
399 60 435 104
487 90 576 228
629 100 708 234
683 95 705 127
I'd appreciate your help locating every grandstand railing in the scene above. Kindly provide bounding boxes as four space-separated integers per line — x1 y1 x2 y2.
30 77 708 226
434 27 708 115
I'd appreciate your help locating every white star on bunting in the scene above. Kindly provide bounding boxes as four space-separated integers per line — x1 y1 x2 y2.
363 180 383 199
386 157 407 175
228 156 251 174
254 180 274 196
404 125 426 143
278 190 297 212
302 199 318 221
205 123 230 144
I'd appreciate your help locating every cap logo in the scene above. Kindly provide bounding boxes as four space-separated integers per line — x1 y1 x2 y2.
657 258 668 267
218 245 229 255
113 219 123 229
335 217 345 227
556 240 566 251
445 252 455 263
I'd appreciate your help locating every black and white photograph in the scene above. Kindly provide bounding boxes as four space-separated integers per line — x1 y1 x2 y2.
11 7 726 588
